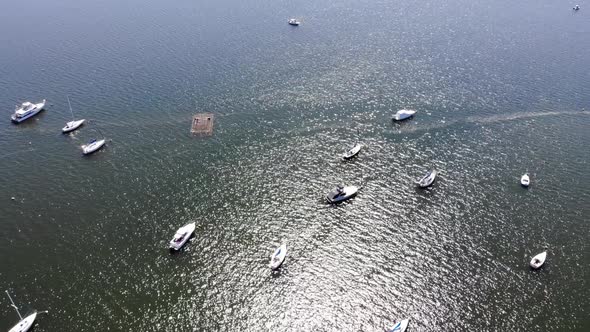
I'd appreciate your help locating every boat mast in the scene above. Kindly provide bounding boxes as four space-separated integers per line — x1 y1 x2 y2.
97 127 105 139
5 290 23 320
67 95 75 121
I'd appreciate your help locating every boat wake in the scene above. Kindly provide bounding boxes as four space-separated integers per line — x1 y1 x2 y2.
391 109 590 135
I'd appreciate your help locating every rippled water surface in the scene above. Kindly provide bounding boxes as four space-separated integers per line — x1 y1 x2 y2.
0 0 589 331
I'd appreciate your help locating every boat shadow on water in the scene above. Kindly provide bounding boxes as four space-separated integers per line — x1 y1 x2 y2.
322 197 358 207
270 268 286 278
414 181 438 196
270 261 288 278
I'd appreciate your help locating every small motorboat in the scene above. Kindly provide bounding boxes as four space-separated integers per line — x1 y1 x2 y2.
82 139 106 155
342 143 362 160
288 18 300 26
417 170 437 188
62 119 85 133
393 109 416 121
62 96 85 133
269 243 287 270
11 99 46 123
520 173 530 187
573 5 580 10
5 290 41 332
326 185 359 204
530 251 547 269
388 319 409 332
169 222 196 250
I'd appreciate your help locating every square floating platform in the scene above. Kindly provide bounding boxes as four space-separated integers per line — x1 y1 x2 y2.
191 113 214 136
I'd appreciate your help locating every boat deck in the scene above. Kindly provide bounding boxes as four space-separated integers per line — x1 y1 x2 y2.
191 113 214 136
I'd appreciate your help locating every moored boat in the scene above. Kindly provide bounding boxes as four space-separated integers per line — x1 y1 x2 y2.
417 170 437 188
269 243 287 270
62 119 86 133
342 143 362 160
326 185 359 204
5 290 41 332
8 312 37 332
169 222 196 250
520 173 530 187
530 251 547 269
393 109 416 121
388 319 409 332
11 99 46 123
82 139 106 155
62 96 85 133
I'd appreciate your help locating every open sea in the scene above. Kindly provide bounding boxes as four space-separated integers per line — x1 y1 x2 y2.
0 0 589 331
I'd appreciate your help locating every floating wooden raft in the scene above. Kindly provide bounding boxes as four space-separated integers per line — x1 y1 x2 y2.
191 113 214 136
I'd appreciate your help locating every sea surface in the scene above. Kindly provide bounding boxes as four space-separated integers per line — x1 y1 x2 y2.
0 0 589 331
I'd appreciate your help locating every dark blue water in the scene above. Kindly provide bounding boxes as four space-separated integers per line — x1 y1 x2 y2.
1 0 589 331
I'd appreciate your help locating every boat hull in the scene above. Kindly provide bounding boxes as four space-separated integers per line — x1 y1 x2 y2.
270 244 287 270
11 100 45 124
530 251 547 269
520 174 530 187
169 223 196 250
8 312 37 332
418 170 437 188
343 144 362 160
326 186 359 204
389 319 409 332
393 110 416 121
82 139 106 155
62 119 85 133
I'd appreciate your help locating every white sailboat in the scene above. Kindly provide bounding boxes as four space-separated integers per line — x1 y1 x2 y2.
388 319 409 332
62 96 85 133
530 251 547 269
393 109 416 121
270 243 287 270
520 173 530 187
417 170 437 188
82 138 106 155
5 290 44 332
342 143 362 160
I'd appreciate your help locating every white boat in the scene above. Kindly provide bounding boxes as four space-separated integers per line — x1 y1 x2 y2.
388 319 409 332
62 96 85 133
326 185 359 204
82 139 105 155
288 18 300 26
8 312 37 332
270 243 287 270
169 222 196 250
11 99 46 123
393 109 416 121
63 119 85 133
5 291 39 332
574 5 580 10
520 173 530 187
342 143 362 160
417 170 437 188
530 251 547 269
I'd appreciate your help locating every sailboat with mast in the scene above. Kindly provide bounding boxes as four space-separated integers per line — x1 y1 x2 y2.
82 126 106 155
62 96 85 133
5 290 45 332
